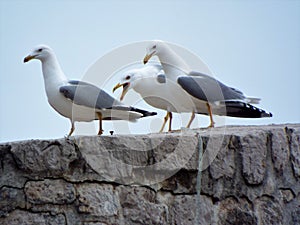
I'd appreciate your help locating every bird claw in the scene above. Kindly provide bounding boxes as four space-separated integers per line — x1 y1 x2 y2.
64 134 70 140
170 129 181 133
64 135 75 141
207 123 215 128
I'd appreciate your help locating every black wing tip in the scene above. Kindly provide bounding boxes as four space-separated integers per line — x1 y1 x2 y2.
250 104 273 118
225 102 273 118
140 111 157 117
130 107 157 117
144 111 157 117
262 111 273 118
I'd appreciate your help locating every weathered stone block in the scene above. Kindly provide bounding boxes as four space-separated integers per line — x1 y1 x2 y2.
117 186 168 225
271 129 290 173
0 146 28 188
0 209 65 225
76 183 120 217
240 132 267 184
10 139 77 175
160 169 197 194
209 135 236 179
171 194 215 225
254 196 283 225
77 134 198 185
279 189 294 203
289 129 300 178
291 208 300 225
25 179 75 204
0 187 25 216
217 197 257 225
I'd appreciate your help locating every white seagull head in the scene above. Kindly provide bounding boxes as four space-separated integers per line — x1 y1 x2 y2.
113 68 142 101
143 40 168 64
113 65 164 101
24 45 53 63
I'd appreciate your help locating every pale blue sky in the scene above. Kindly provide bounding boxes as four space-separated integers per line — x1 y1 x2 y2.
0 0 299 142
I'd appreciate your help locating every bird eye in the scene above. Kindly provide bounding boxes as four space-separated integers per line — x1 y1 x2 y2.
152 45 156 49
38 48 43 52
125 75 131 80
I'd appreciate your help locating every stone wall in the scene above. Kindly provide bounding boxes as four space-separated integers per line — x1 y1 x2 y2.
0 124 299 225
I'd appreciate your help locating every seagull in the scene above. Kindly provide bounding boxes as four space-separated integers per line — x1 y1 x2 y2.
23 45 157 137
113 64 272 131
143 40 272 127
113 65 199 132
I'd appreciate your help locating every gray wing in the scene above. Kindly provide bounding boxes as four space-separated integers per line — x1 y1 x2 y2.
60 80 129 110
182 72 272 118
150 64 166 83
177 72 246 103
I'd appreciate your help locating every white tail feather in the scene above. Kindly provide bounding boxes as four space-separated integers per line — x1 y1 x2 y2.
246 97 261 104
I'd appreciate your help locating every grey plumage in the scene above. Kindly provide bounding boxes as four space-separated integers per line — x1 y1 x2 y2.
60 80 125 110
60 80 157 118
177 73 272 118
157 74 166 84
178 72 245 103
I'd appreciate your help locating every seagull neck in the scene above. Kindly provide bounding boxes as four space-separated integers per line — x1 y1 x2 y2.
158 47 190 80
41 54 67 84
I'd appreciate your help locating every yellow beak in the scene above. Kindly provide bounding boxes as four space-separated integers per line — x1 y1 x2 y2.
23 55 36 63
113 82 130 101
143 51 155 64
112 83 123 93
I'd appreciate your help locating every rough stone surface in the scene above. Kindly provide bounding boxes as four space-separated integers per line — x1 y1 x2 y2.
0 124 299 225
288 127 300 178
271 129 290 173
0 187 25 217
0 209 66 225
209 135 236 179
171 194 215 225
217 197 257 225
25 179 76 205
10 139 78 175
254 196 283 225
240 131 268 185
117 185 168 225
76 183 119 218
279 189 294 203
